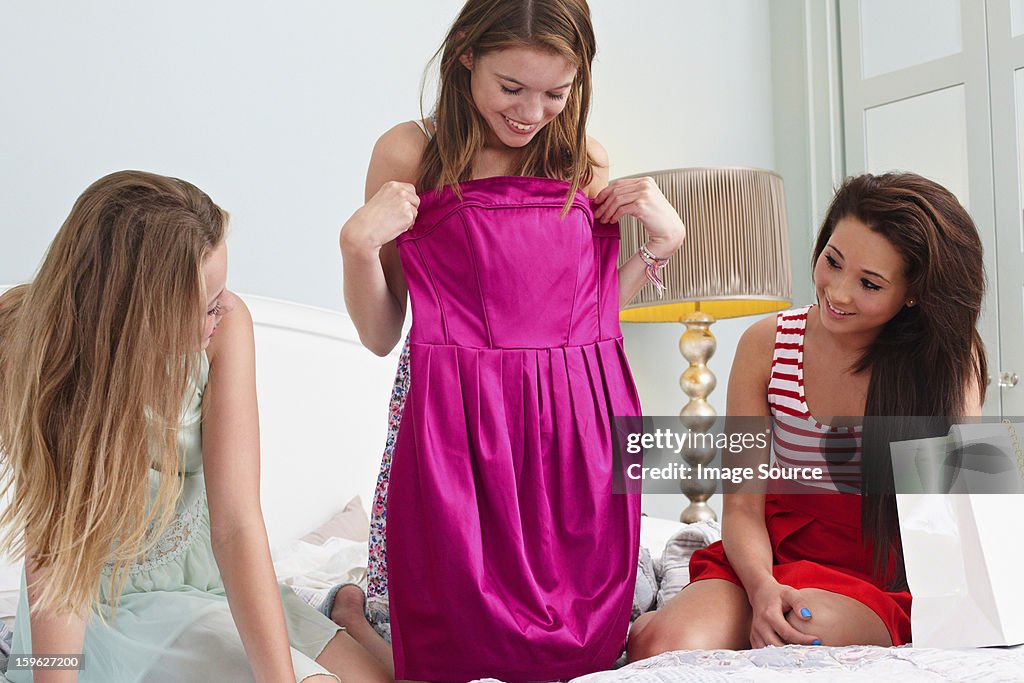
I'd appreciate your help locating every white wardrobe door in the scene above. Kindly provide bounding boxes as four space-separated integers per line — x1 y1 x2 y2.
864 85 970 207
859 0 963 78
988 0 1024 417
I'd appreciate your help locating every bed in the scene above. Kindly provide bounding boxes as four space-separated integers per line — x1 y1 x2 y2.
1 291 1022 681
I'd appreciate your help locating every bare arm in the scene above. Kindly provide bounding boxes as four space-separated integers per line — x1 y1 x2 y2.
616 240 678 310
340 122 427 356
719 318 775 597
203 296 296 682
720 317 818 647
21 559 86 683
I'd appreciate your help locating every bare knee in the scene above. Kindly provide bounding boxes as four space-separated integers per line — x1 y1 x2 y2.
785 588 891 647
785 604 826 642
630 579 753 661
329 584 370 631
627 612 738 661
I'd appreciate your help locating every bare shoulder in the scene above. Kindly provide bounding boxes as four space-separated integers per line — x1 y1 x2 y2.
587 135 608 168
725 314 778 415
367 121 430 192
736 315 777 370
743 314 777 347
376 120 431 154
584 135 609 197
205 294 254 367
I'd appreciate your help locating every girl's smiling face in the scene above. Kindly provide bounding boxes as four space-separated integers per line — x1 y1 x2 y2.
461 45 577 149
813 216 912 338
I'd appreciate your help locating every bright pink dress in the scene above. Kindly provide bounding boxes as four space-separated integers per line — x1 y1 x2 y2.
385 176 642 681
688 306 913 646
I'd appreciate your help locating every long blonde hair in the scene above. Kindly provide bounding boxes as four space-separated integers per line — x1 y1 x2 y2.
418 0 596 210
0 170 227 616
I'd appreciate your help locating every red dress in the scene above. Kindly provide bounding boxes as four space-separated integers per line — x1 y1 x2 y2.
687 306 912 646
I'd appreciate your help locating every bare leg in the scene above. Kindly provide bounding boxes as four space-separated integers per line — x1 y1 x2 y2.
627 579 752 661
784 587 892 646
327 584 395 678
315 628 392 683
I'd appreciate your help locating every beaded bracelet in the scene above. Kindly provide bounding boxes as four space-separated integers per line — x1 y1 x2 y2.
638 243 670 297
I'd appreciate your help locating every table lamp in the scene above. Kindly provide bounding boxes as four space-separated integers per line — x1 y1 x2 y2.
618 167 792 522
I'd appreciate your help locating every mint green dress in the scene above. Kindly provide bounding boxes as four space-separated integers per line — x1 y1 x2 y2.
8 353 341 682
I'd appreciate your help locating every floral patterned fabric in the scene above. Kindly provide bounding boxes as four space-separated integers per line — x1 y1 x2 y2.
365 335 410 633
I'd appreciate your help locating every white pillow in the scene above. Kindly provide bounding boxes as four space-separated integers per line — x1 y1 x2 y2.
657 520 722 608
299 496 370 545
639 515 685 575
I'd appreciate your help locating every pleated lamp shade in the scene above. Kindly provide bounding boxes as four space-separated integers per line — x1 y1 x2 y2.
618 167 792 323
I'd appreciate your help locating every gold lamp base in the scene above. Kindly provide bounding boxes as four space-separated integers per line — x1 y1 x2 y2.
678 311 719 523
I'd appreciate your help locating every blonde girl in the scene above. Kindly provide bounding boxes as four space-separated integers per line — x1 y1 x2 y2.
0 171 388 682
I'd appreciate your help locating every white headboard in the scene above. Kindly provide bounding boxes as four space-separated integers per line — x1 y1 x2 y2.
245 294 399 548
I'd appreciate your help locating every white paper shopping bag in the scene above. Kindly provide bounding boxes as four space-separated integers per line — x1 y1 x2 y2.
893 423 1024 648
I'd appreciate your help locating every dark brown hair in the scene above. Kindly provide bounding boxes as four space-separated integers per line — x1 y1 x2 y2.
813 172 987 589
418 0 596 211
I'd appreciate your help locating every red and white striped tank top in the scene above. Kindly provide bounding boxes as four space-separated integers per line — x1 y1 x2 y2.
767 305 862 493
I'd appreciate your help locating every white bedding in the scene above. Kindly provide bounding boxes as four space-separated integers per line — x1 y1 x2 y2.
573 644 1024 682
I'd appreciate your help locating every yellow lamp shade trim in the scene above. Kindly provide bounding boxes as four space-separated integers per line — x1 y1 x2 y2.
619 297 791 323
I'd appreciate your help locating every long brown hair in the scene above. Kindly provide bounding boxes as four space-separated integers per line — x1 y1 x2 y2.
418 0 596 210
0 170 227 616
812 173 987 588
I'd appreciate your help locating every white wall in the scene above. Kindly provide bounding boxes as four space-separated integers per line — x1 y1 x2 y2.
589 1 777 520
0 0 779 522
0 0 466 308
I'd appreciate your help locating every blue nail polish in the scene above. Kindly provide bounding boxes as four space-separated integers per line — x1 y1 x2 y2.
812 639 821 646
800 608 812 618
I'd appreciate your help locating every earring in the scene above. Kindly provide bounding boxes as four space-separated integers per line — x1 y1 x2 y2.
907 299 916 307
